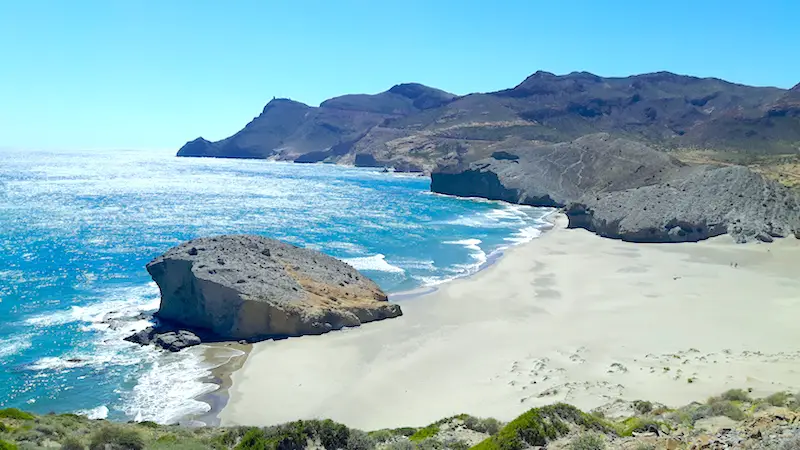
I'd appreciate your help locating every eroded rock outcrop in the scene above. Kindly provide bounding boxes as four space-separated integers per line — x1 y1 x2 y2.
146 235 402 340
566 166 800 243
432 134 800 243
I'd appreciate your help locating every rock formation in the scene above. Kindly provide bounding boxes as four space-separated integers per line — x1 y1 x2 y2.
432 134 800 243
145 235 402 340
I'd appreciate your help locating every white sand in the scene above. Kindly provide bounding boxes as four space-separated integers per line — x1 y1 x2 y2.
220 214 800 429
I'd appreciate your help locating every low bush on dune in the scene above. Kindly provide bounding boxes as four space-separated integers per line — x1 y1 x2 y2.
569 432 605 450
60 435 86 450
462 416 501 435
0 440 18 450
233 420 374 450
0 410 34 421
472 404 615 450
89 425 145 450
765 391 792 407
719 388 751 403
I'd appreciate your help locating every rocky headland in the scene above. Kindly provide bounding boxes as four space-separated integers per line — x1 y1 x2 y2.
431 134 800 243
128 235 401 349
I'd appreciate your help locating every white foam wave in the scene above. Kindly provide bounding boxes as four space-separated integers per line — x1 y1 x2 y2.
341 254 405 274
504 226 543 245
78 405 109 420
0 334 32 360
121 346 243 424
24 283 159 328
445 238 488 265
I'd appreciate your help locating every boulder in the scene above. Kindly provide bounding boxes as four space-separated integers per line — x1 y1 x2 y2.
146 235 402 340
153 331 202 352
124 326 203 352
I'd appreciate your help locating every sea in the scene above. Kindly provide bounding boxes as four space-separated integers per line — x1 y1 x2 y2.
0 148 551 424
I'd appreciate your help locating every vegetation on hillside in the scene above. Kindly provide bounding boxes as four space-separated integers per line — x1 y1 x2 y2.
2 390 800 450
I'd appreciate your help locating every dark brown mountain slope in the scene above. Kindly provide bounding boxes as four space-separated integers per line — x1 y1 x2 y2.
177 71 800 171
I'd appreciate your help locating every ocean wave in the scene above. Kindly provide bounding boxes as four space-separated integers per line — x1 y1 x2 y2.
445 238 488 265
341 254 405 274
24 283 159 328
0 334 32 361
121 346 243 424
78 405 109 420
504 226 543 245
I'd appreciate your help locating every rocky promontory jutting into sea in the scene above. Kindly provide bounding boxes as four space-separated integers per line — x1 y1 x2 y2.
127 235 402 351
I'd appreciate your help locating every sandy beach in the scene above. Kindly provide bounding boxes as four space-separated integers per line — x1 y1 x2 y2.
219 214 800 430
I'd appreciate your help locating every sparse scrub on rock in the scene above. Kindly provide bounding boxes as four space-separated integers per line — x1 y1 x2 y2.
0 410 34 421
1 388 799 450
89 425 145 450
60 435 86 450
720 388 752 403
569 432 606 450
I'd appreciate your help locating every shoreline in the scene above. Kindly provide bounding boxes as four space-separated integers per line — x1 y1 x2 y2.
217 213 800 430
187 207 559 426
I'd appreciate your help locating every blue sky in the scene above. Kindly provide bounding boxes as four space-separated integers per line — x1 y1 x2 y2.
1 0 798 151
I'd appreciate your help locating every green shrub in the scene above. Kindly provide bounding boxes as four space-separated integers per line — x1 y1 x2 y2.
472 404 614 450
708 400 745 421
462 417 501 435
0 410 34 421
616 417 661 437
632 401 653 415
0 422 9 433
346 430 375 450
344 430 372 450
569 432 605 450
235 429 268 450
89 425 145 450
766 391 791 407
409 424 439 442
414 438 443 450
61 435 86 450
720 389 751 403
366 430 394 443
0 440 18 450
307 419 349 449
136 421 160 429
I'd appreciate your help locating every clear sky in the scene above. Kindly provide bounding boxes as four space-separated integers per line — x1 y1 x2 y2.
1 0 798 151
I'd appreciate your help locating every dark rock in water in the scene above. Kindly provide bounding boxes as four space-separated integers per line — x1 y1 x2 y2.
433 133 800 243
146 235 402 341
124 327 158 346
124 326 203 352
153 331 202 352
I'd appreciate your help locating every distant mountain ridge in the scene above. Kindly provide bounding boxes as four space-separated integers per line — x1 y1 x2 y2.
178 71 800 173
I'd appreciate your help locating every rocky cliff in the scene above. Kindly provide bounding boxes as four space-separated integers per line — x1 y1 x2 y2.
431 134 800 243
146 235 402 340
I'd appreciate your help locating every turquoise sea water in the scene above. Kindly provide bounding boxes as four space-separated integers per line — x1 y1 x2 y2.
0 148 550 423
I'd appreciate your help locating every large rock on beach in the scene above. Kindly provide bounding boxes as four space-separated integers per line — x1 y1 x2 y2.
146 235 402 340
431 133 800 243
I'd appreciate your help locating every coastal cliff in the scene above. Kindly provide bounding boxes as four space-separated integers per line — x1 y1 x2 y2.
146 235 402 340
431 134 800 243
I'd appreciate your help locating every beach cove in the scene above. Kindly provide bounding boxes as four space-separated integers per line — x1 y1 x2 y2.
219 214 800 430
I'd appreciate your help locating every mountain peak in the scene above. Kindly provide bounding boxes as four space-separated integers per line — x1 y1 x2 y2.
262 98 311 114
